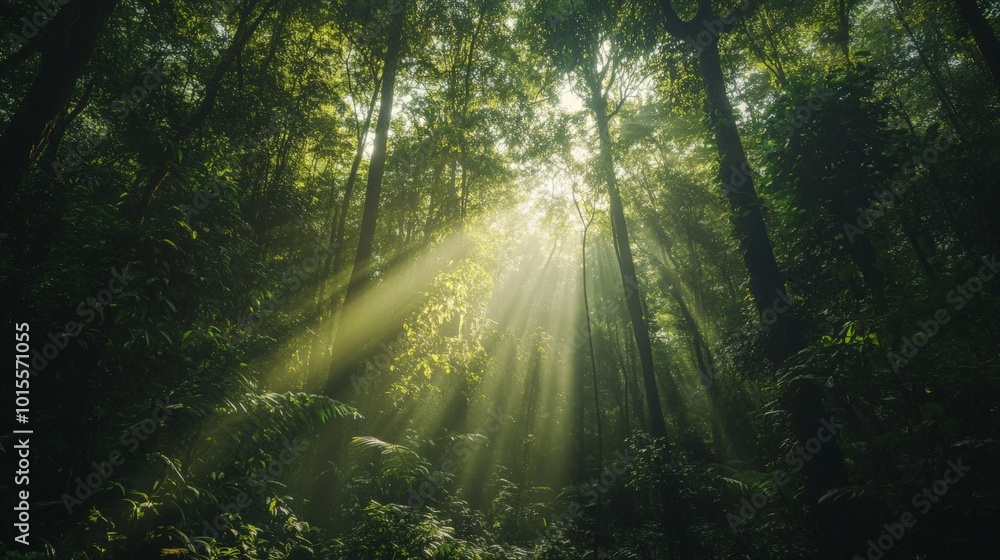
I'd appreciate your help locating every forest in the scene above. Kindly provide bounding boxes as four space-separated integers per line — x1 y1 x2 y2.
1 0 999 558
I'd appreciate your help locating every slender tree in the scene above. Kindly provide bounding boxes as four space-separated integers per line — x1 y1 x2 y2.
573 183 603 558
341 0 408 308
579 39 669 438
124 0 281 223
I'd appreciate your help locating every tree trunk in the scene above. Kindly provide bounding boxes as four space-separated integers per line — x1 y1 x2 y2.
954 0 1000 97
125 0 279 223
321 0 407 404
584 68 669 439
332 76 382 276
696 37 857 558
835 0 853 66
0 0 119 217
307 1 407 509
696 42 801 357
662 0 862 545
340 0 407 309
572 193 603 559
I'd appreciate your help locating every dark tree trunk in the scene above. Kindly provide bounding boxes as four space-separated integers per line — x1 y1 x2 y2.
322 0 407 402
696 42 802 357
695 37 858 559
308 9 408 514
125 0 279 223
332 76 382 276
37 78 96 175
835 0 853 66
341 0 407 309
954 0 1000 97
584 68 669 439
660 0 861 549
0 0 119 217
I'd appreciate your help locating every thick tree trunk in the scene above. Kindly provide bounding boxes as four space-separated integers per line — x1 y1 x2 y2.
657 15 858 538
0 0 119 217
696 38 857 558
954 0 1000 97
584 70 669 439
697 43 802 357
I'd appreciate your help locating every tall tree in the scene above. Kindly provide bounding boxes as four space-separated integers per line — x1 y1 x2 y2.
124 0 281 223
340 0 408 308
657 0 858 555
573 184 603 558
580 46 669 438
0 0 119 217
953 0 1000 96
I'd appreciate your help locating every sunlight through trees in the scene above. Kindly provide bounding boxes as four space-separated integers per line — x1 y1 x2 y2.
2 0 999 558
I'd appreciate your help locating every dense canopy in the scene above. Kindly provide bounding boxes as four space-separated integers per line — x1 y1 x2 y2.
1 0 999 558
